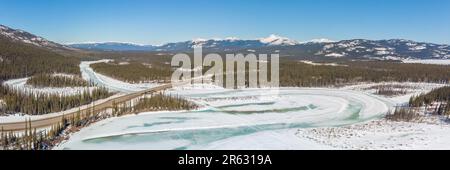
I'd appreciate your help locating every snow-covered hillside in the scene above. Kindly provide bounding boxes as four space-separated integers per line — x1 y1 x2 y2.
69 34 299 52
259 34 299 46
0 24 71 50
1 24 448 60
68 36 450 60
315 39 450 60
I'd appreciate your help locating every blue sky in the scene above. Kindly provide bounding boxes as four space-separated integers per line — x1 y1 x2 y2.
1 0 449 45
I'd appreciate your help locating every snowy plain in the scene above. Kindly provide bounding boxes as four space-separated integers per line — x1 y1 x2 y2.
402 59 450 65
296 117 450 150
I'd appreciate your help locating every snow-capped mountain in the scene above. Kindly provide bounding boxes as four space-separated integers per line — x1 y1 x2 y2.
0 24 72 51
155 39 267 52
68 37 450 60
303 38 336 44
2 24 447 60
259 34 299 46
68 34 299 52
311 39 450 60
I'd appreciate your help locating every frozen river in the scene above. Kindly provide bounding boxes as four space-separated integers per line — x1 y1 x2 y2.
57 83 393 149
80 60 159 93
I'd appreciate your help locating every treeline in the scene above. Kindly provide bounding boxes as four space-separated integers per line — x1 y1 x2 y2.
385 107 421 122
386 86 450 122
373 85 408 96
0 37 80 81
133 93 198 112
0 85 113 115
279 60 450 87
91 62 172 83
205 60 450 88
85 54 450 88
408 86 450 116
409 86 450 107
0 119 67 150
112 93 198 116
26 74 89 88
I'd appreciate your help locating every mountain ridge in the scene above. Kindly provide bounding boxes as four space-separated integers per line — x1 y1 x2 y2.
0 24 77 52
68 38 450 60
1 24 449 60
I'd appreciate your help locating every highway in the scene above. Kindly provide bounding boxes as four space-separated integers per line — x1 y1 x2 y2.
0 84 174 131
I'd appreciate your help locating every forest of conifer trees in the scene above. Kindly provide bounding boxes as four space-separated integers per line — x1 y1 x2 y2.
408 86 450 116
112 93 198 117
26 74 89 88
0 108 105 150
409 86 450 107
0 37 80 81
86 55 450 88
91 62 172 83
279 61 450 87
0 85 112 115
386 86 450 122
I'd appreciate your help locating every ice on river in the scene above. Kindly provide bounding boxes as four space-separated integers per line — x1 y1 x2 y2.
57 87 392 150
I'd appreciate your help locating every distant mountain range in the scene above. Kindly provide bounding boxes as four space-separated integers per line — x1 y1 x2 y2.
69 37 450 60
289 39 450 60
68 42 155 51
1 24 449 60
68 34 303 52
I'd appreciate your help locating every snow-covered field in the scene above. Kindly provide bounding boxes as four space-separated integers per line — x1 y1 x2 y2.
296 117 450 150
295 82 450 150
299 60 348 67
402 59 450 65
339 82 445 105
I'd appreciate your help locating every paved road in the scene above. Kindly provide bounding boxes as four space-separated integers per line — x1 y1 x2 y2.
0 84 174 132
